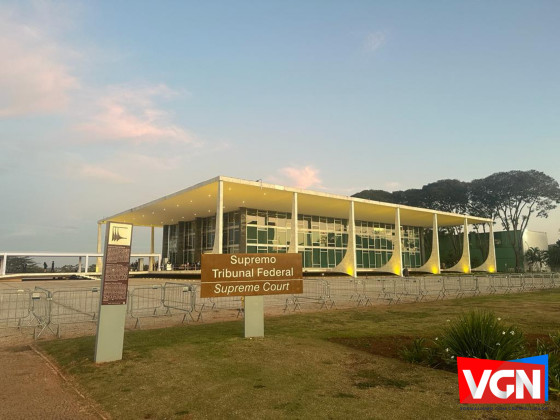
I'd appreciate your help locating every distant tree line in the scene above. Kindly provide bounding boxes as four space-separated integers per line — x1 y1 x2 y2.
353 170 560 270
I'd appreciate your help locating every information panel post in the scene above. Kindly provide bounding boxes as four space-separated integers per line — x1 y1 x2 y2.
94 222 133 363
201 253 303 338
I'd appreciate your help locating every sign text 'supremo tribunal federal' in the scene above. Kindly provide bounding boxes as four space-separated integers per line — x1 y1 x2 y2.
200 253 303 298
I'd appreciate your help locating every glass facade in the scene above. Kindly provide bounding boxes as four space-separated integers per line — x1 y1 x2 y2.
223 211 241 255
163 207 425 271
246 209 291 254
355 221 394 269
182 221 196 264
298 215 347 268
401 226 422 268
167 224 178 264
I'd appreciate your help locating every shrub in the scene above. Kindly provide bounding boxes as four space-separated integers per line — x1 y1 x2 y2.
400 338 438 366
438 310 526 363
536 332 560 397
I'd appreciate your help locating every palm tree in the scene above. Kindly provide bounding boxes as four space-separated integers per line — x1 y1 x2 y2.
525 247 546 272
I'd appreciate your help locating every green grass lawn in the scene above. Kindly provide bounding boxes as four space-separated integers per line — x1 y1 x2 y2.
39 290 560 419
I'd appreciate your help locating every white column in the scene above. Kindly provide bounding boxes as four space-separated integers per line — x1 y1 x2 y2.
288 192 298 254
333 200 357 276
374 207 403 275
488 223 497 272
445 218 471 273
1 253 7 275
78 256 82 273
85 256 89 273
212 180 224 254
394 208 403 276
96 223 103 273
464 218 472 273
414 213 441 274
149 226 155 271
472 222 497 273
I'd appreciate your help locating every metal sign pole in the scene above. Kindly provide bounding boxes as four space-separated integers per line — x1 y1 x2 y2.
244 295 264 337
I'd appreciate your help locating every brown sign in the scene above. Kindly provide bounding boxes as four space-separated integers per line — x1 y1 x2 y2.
101 223 133 305
201 253 303 298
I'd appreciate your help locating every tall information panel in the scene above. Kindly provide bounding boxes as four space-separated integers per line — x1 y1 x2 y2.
94 222 133 363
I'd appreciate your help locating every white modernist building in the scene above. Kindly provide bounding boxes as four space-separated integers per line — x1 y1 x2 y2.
98 176 497 276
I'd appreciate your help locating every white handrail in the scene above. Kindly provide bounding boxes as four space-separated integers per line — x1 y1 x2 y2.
0 252 162 276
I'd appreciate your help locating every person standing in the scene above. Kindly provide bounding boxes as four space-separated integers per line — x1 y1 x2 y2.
43 262 47 272
51 261 55 273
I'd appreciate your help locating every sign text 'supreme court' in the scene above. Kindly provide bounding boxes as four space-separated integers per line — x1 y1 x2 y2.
201 253 303 298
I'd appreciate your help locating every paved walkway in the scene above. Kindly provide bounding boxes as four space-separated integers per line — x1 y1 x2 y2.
0 343 107 419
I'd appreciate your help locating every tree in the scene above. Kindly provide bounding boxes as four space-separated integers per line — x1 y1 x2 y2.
353 170 560 271
353 189 397 203
525 247 547 272
548 240 560 272
470 170 560 270
5 256 41 274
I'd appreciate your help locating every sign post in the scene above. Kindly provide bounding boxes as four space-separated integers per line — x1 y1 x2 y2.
201 253 303 338
94 222 133 363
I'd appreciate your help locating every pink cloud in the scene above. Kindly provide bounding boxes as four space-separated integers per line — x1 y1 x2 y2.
75 85 196 144
0 17 78 116
279 166 322 190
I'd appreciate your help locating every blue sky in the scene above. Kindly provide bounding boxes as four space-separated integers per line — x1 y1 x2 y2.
1 0 559 253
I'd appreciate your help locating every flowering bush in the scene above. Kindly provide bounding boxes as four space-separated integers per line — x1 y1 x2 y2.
438 310 526 363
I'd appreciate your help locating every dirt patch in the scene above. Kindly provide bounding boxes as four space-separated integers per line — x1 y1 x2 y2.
329 335 416 359
330 333 552 361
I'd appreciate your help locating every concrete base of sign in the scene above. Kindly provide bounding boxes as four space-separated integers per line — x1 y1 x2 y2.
94 304 127 363
244 295 264 338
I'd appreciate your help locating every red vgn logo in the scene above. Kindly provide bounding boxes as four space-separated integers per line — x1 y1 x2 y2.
458 355 548 404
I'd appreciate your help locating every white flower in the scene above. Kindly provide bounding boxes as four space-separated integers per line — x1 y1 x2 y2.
446 348 449 353
446 319 450 322
497 317 501 321
496 343 501 346
510 331 515 335
502 331 506 335
451 355 455 359
435 337 438 341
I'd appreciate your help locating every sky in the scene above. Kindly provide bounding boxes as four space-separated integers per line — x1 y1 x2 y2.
1 0 559 254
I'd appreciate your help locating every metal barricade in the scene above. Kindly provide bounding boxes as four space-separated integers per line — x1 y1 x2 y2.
350 278 367 306
459 276 479 297
532 273 548 289
487 275 510 294
420 277 443 301
30 287 56 338
47 287 100 337
507 274 524 293
542 273 555 289
127 285 163 328
551 273 560 288
395 279 422 302
323 277 358 303
284 279 334 312
440 277 462 299
523 274 537 291
377 278 399 304
162 282 197 323
356 278 378 304
0 289 35 329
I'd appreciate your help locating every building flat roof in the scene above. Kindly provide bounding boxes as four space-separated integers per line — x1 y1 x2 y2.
99 175 492 228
